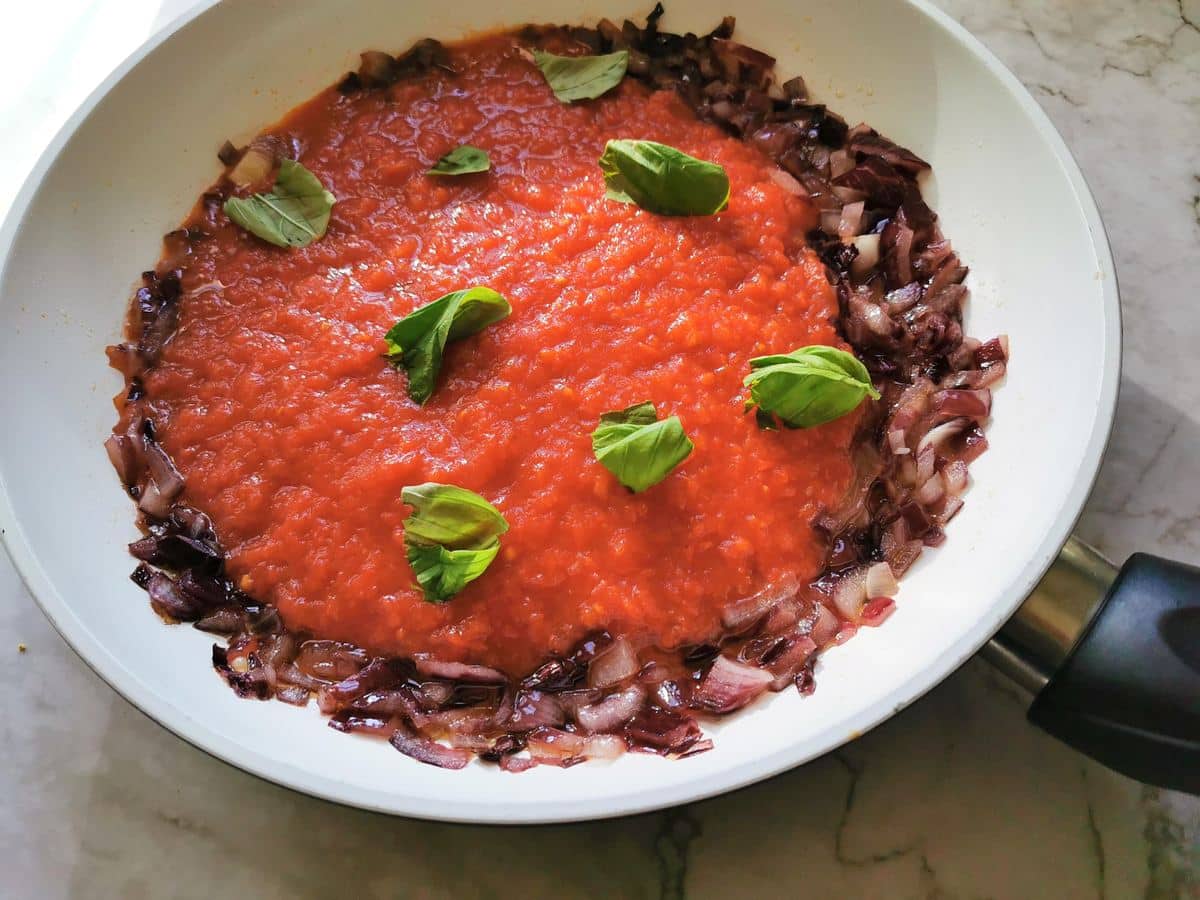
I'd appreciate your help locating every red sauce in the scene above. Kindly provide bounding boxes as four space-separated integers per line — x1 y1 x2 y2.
143 35 859 674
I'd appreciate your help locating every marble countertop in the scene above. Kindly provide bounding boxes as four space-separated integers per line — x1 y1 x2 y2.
1 1 1197 897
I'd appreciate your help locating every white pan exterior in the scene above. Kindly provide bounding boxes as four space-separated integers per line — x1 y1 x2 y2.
0 0 1119 822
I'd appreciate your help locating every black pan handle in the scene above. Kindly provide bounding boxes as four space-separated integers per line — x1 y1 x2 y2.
1027 553 1200 793
985 541 1200 794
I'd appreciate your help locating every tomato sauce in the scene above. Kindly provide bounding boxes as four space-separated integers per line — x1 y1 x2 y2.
143 35 859 674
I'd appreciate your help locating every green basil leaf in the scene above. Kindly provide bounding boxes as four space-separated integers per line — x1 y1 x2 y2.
406 541 502 605
401 483 509 604
223 159 335 248
599 400 659 427
598 139 730 216
401 483 508 546
429 145 490 176
384 287 511 405
591 401 694 493
744 345 881 429
533 49 628 102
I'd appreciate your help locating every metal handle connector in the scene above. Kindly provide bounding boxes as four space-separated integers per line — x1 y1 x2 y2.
981 537 1117 693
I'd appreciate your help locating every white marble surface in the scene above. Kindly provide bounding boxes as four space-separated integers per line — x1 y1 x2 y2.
1 1 1198 897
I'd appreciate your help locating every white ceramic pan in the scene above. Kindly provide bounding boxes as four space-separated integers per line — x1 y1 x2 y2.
1 0 1195 824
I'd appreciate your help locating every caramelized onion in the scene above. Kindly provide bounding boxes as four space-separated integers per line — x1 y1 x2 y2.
768 167 804 195
226 145 275 190
586 637 639 690
507 690 566 731
316 659 401 714
692 656 772 714
864 562 899 600
860 597 897 627
831 568 868 621
525 726 587 764
721 577 798 631
389 726 472 769
917 417 971 456
765 634 818 691
413 656 507 684
576 685 646 733
850 234 881 278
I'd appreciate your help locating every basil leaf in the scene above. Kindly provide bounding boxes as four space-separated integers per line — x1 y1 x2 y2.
599 400 658 427
223 159 335 248
598 140 729 216
401 483 509 604
744 345 881 429
429 145 490 176
406 541 502 605
384 287 511 405
401 483 509 546
533 49 628 102
591 401 694 493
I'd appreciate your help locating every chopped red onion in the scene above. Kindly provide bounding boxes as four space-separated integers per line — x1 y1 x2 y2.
389 726 472 770
833 623 859 645
525 726 587 762
448 732 497 752
976 335 1009 364
915 443 936 486
812 604 841 646
939 495 965 523
294 640 369 683
275 663 326 691
761 595 803 633
194 607 247 635
829 149 856 179
942 459 969 495
576 685 646 733
887 539 925 577
917 417 971 456
416 681 454 707
863 562 899 600
587 637 639 690
316 659 400 714
584 733 627 760
831 567 868 620
276 685 311 706
425 706 498 735
888 224 915 285
721 577 797 631
225 141 277 190
766 635 818 690
412 656 507 684
838 201 866 240
915 471 945 506
710 38 776 72
846 124 930 175
147 573 198 621
498 753 536 773
624 706 704 755
105 343 145 379
933 388 991 421
140 441 185 512
329 713 393 735
859 597 897 627
691 656 772 714
850 234 881 278
768 167 804 195
507 690 566 731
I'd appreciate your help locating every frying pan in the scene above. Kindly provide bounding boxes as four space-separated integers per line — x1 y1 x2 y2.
0 0 1195 823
